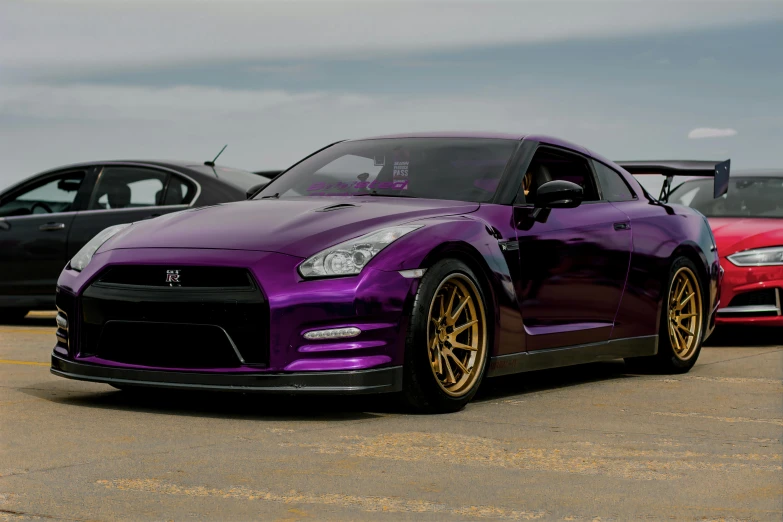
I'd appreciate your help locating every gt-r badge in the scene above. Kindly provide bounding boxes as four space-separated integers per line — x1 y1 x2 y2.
165 269 181 286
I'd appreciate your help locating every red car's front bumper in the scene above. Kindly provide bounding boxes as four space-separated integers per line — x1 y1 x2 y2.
716 260 783 327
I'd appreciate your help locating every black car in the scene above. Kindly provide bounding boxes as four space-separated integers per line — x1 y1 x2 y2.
0 160 271 320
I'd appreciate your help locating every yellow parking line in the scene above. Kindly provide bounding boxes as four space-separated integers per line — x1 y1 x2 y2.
0 328 55 335
0 359 50 367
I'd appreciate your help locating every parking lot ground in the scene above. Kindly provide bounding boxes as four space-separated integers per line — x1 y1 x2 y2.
1 316 781 521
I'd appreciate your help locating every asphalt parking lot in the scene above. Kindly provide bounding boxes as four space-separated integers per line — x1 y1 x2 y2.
1 314 781 521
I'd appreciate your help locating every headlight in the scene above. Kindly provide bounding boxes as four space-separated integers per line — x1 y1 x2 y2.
727 246 783 267
69 223 132 271
299 225 423 278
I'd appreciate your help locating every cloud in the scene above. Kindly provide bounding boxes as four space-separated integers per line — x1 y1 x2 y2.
687 127 739 139
3 1 783 73
0 82 637 185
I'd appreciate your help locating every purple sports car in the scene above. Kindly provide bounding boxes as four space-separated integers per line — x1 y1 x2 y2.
51 133 725 412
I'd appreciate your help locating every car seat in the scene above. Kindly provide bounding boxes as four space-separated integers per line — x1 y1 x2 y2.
107 184 131 209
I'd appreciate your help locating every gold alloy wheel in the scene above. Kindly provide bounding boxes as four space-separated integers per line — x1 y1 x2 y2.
427 274 487 397
667 266 703 361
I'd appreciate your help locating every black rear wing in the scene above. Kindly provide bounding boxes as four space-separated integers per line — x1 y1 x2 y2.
617 160 730 202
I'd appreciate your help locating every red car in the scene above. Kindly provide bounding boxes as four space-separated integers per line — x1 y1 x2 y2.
628 165 782 327
668 171 782 327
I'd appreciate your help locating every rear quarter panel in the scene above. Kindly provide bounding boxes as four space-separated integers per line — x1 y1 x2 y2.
609 199 720 339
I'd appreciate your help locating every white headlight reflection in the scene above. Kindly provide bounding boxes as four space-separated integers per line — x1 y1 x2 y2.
299 225 423 278
728 246 783 267
69 223 132 271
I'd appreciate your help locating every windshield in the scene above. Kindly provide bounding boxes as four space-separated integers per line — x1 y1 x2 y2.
256 138 518 202
190 166 267 191
668 176 783 218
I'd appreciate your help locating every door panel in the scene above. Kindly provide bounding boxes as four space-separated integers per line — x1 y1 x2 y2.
0 214 79 303
0 170 89 306
514 204 631 351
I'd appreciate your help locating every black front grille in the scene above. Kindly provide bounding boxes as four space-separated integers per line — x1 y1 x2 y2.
728 289 777 308
78 268 268 367
96 321 241 368
97 265 253 288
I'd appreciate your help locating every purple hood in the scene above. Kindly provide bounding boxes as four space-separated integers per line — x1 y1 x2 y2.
100 197 479 258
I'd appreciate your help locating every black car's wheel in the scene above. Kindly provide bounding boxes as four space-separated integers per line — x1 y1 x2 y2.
1 308 29 324
626 256 706 373
402 259 490 413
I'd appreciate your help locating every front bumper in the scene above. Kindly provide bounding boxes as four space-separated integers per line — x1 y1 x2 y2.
51 352 403 394
716 261 783 326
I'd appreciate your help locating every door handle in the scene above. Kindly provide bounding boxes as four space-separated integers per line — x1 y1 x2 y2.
39 222 66 231
0 219 9 231
613 222 630 231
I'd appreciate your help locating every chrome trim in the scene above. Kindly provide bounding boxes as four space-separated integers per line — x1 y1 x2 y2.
717 304 781 315
777 288 782 316
75 204 189 216
55 313 68 330
2 211 79 222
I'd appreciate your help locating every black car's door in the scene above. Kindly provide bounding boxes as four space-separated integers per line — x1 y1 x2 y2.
0 168 93 306
512 146 632 351
67 165 198 258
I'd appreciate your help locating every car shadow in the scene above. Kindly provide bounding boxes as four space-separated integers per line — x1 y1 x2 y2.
22 362 635 419
19 382 399 421
474 360 633 403
705 326 782 347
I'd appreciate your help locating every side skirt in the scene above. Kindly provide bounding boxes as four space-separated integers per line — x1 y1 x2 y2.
487 335 658 378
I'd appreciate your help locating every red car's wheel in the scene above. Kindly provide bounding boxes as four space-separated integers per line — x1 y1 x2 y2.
402 259 489 413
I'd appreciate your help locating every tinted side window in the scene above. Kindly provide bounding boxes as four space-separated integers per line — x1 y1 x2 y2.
593 161 635 202
0 172 85 217
161 175 196 205
519 148 599 205
89 167 168 210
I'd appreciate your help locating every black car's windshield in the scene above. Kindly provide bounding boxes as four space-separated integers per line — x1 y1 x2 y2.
256 138 518 202
190 166 266 191
668 176 783 218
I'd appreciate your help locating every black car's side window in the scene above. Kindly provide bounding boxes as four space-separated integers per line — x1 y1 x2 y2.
89 167 169 210
593 161 636 202
162 175 197 205
0 172 86 217
518 147 599 205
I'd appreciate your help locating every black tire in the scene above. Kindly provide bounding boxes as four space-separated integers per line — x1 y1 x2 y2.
625 256 707 374
401 259 491 413
0 308 29 324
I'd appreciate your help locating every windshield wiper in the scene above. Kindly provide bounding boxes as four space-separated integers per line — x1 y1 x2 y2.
352 191 415 198
260 193 280 199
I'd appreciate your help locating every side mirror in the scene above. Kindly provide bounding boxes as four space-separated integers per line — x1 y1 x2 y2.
246 183 266 200
535 180 583 209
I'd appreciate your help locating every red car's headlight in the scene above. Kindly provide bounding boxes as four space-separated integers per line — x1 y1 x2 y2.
727 246 783 267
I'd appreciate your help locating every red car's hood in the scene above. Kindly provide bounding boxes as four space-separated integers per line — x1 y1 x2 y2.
708 218 783 256
100 197 479 258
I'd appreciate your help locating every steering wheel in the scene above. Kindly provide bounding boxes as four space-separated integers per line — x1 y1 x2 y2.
30 201 54 214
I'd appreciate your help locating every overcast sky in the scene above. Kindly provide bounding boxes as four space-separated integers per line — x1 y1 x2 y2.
1 0 782 187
